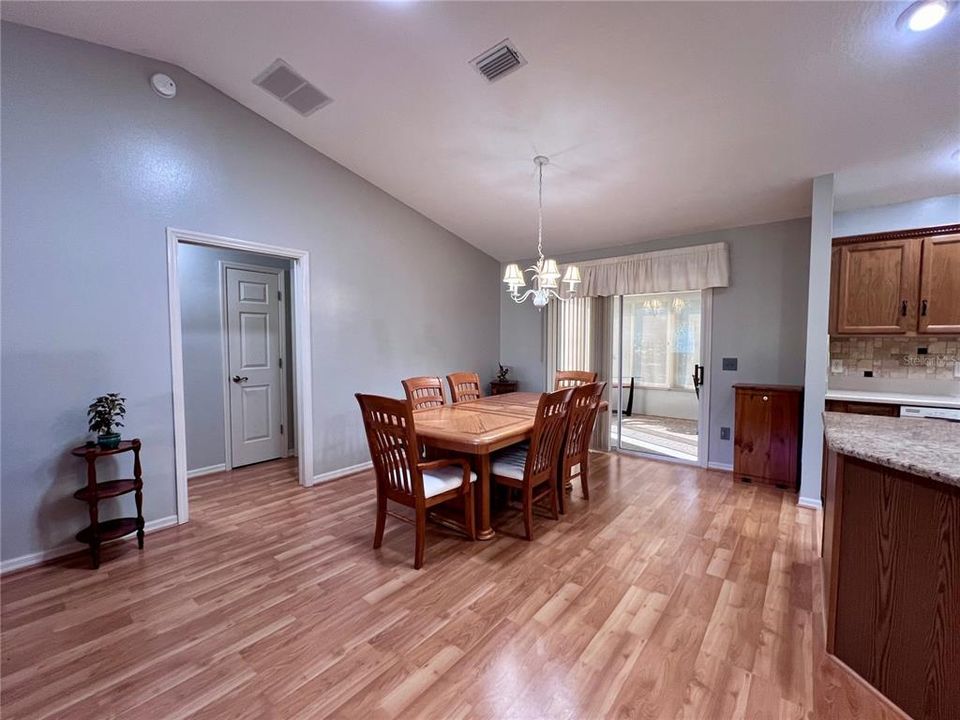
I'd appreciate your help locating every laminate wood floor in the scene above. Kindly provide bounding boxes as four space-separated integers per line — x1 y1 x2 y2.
2 454 898 719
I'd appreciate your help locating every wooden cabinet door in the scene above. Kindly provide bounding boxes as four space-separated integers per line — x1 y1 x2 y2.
919 233 960 334
735 390 773 480
835 238 920 334
735 389 801 488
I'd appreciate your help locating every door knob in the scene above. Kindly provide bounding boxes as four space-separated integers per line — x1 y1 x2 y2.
232 375 248 384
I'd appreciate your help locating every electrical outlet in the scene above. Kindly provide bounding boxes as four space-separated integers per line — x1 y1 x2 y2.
830 359 843 374
720 426 731 440
722 358 738 371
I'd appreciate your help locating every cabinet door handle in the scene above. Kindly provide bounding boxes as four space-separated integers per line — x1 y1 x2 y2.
900 300 908 317
921 299 928 316
762 395 769 402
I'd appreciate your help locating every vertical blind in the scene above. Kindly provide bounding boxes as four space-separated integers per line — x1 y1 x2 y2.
555 297 594 372
546 296 613 451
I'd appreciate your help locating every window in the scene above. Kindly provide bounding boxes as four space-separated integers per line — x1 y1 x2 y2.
621 292 700 390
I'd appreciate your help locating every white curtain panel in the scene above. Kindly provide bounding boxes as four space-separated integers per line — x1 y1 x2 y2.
567 242 729 297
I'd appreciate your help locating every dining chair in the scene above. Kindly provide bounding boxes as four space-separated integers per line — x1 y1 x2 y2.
402 376 446 410
490 387 573 540
447 372 482 403
554 370 598 390
355 393 475 569
558 381 607 514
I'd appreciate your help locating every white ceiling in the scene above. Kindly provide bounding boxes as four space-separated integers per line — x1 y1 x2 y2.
4 1 959 260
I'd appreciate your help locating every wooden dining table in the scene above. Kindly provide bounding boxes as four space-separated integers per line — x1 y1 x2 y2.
413 391 606 540
413 392 542 540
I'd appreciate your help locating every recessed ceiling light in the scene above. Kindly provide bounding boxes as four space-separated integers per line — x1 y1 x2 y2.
898 0 950 32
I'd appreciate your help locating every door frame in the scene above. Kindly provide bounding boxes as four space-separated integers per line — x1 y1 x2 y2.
166 228 314 524
219 260 290 472
612 289 712 468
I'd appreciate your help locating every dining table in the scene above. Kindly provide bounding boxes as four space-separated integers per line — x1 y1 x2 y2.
413 391 606 540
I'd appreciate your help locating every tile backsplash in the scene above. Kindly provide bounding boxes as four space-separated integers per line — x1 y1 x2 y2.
830 337 960 379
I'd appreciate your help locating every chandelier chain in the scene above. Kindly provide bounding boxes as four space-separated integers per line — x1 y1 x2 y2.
537 161 544 263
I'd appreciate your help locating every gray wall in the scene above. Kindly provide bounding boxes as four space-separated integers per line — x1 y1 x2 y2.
178 244 294 472
500 218 811 467
0 23 500 565
833 194 960 236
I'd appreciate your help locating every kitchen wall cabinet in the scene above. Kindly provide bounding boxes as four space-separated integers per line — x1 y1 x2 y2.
919 234 960 334
831 226 960 336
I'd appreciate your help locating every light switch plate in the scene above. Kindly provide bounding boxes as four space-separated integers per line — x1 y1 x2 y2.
830 359 843 374
720 426 731 440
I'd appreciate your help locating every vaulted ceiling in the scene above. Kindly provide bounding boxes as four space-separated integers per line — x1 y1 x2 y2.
4 1 959 259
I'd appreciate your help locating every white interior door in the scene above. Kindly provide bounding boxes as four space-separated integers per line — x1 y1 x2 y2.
226 267 285 467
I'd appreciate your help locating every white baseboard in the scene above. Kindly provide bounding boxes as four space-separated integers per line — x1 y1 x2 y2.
797 496 823 510
707 461 734 472
186 463 226 479
311 460 373 486
0 515 179 575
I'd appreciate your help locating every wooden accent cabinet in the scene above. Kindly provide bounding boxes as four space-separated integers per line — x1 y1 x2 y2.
489 381 518 395
831 225 960 336
733 385 803 490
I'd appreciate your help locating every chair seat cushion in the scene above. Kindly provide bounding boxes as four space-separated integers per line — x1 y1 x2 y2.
491 446 528 480
422 465 476 498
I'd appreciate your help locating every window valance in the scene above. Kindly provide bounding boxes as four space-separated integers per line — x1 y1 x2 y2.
565 242 729 298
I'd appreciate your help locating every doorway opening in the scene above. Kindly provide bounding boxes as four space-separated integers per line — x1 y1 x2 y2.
167 228 314 524
611 290 711 466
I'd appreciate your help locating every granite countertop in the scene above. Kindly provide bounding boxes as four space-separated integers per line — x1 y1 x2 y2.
823 412 960 488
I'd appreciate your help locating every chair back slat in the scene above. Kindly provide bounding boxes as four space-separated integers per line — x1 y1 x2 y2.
526 388 574 482
554 370 598 390
356 394 421 498
564 382 607 461
447 372 482 403
402 376 446 410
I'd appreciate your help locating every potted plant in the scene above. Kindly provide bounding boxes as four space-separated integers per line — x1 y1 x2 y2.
496 363 510 382
87 393 126 449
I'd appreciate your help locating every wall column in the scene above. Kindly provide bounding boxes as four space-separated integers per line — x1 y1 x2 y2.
798 173 834 507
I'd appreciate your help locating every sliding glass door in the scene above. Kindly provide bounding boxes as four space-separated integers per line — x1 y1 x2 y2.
612 291 706 464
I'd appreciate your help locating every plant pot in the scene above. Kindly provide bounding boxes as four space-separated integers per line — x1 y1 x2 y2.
97 433 121 450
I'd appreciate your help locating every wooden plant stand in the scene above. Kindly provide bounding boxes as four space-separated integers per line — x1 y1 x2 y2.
70 439 144 569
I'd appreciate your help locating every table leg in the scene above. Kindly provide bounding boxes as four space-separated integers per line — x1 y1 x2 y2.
476 453 494 541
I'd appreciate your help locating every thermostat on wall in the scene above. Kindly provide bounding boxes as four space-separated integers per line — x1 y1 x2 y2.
150 73 177 98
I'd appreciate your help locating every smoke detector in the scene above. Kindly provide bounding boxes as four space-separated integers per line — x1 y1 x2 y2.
150 73 177 99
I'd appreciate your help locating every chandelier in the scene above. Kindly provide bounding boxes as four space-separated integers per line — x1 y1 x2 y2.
502 156 580 309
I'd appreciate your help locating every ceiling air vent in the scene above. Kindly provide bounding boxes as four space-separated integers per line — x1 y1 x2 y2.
253 59 332 116
470 39 526 83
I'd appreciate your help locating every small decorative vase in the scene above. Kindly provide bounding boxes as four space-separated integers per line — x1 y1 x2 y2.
97 433 121 450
